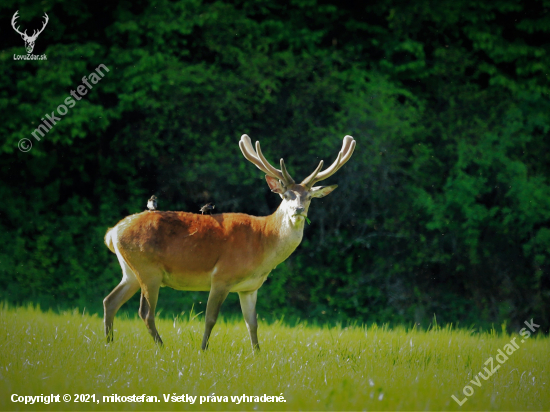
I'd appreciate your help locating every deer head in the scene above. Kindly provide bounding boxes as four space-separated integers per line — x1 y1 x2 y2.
11 11 49 54
239 134 356 226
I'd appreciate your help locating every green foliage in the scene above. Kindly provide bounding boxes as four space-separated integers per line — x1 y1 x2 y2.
0 0 549 330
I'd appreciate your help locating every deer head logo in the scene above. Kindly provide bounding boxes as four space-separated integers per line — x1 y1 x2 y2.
11 10 49 54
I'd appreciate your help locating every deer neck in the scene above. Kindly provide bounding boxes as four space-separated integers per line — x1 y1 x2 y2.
263 202 305 265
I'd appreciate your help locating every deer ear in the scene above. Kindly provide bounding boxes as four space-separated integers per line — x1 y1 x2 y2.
265 175 285 194
310 185 337 198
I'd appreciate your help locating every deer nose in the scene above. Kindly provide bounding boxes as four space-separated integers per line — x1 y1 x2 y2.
295 207 305 215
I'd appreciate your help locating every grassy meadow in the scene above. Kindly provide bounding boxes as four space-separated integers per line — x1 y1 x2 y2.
0 303 548 411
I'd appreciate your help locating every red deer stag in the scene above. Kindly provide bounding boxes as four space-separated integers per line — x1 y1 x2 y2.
104 134 356 350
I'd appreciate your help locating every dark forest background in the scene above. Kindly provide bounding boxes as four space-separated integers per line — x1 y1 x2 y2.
1 0 549 331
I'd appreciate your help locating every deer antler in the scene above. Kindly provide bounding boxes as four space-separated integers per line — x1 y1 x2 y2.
11 11 27 37
28 12 49 40
301 135 356 188
11 11 48 40
239 134 295 187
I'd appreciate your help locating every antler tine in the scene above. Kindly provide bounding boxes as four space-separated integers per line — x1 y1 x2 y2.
240 134 257 161
239 135 272 175
29 12 49 40
339 135 356 165
255 141 286 183
239 135 294 187
315 151 343 182
38 13 49 34
317 139 356 181
11 11 25 36
341 135 354 156
301 160 324 187
280 158 295 185
304 135 356 187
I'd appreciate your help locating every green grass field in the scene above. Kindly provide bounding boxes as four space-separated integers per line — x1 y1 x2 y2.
0 303 548 411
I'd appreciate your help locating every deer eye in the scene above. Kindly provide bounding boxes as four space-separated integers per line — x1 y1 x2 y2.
284 191 296 200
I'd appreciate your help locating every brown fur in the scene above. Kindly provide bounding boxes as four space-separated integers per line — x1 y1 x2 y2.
103 207 291 349
114 211 277 288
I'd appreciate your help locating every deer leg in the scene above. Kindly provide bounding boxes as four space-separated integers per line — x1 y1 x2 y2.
139 279 163 346
201 285 230 350
238 290 260 351
103 263 140 343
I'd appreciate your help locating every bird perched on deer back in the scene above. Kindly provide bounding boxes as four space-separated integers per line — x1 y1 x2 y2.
200 202 215 215
147 195 158 211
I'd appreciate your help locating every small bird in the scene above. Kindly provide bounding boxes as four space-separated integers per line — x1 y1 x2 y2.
147 195 157 211
200 202 215 215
